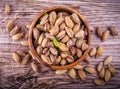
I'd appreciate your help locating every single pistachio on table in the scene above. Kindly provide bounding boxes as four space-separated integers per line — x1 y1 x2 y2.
78 69 86 80
31 62 39 72
102 30 110 42
12 33 23 41
94 79 105 86
16 50 26 56
97 62 103 72
10 26 20 36
21 54 31 65
55 70 67 75
21 40 29 46
68 68 76 79
107 64 116 76
84 66 96 75
108 26 118 36
104 69 111 82
89 48 97 57
12 52 21 63
99 67 105 79
97 26 103 38
6 19 15 32
103 56 112 65
84 53 91 63
74 64 83 70
5 4 11 15
96 46 103 58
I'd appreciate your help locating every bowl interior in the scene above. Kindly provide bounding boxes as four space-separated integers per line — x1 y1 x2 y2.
29 6 91 70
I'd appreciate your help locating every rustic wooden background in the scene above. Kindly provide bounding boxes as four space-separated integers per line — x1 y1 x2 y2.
0 0 120 89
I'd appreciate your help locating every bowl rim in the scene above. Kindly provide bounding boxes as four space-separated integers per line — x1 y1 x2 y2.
28 6 91 70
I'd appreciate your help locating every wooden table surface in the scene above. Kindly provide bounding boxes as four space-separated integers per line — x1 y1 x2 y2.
0 0 120 89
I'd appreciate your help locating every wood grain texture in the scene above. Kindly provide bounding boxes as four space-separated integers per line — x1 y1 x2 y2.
0 0 120 89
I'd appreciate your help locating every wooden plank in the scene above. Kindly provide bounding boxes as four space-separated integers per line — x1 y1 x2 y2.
0 0 120 89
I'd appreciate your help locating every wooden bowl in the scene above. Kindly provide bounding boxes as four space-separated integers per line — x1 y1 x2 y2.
28 6 91 70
